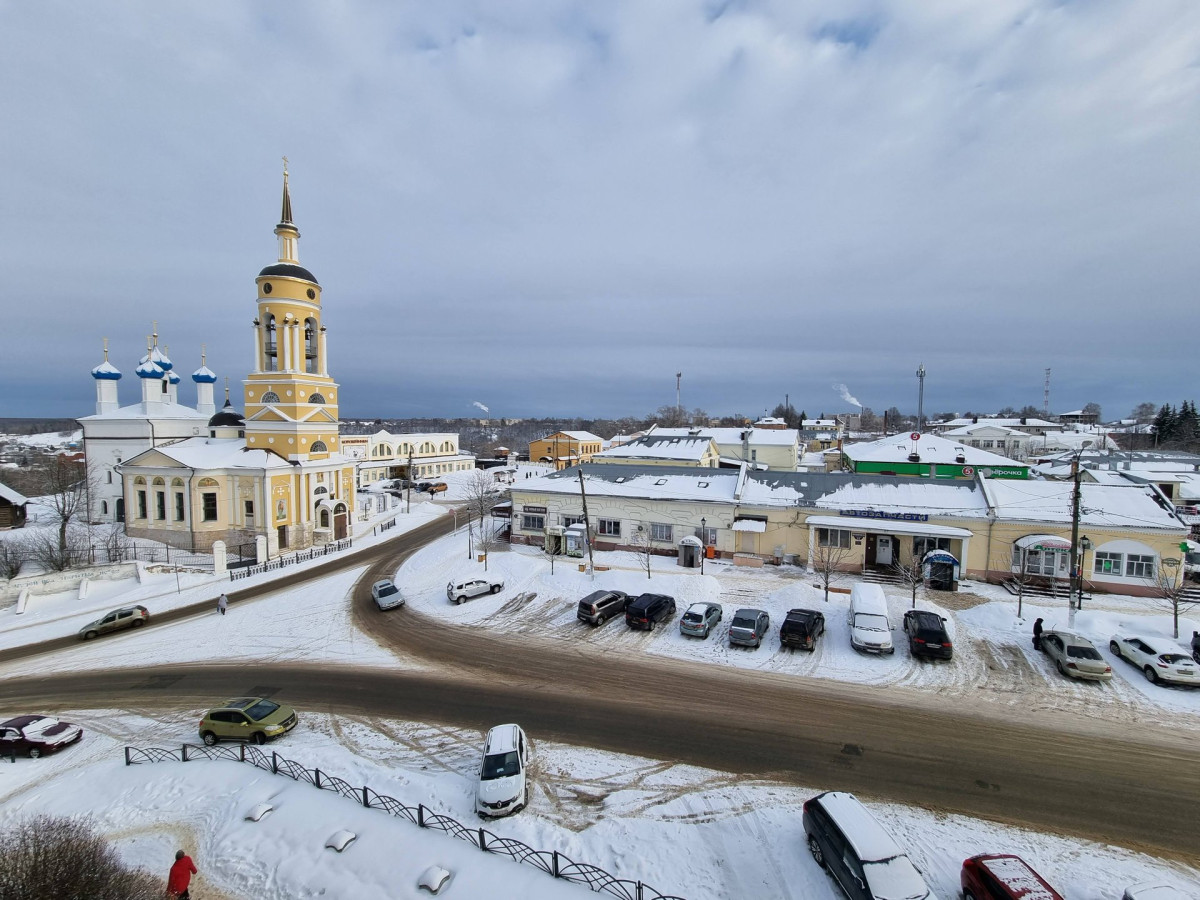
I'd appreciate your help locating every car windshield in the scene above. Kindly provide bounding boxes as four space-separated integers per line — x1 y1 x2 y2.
481 751 521 780
244 700 280 721
862 855 929 900
376 584 399 597
1160 654 1191 664
1066 645 1101 660
854 613 889 632
682 613 703 624
731 616 756 629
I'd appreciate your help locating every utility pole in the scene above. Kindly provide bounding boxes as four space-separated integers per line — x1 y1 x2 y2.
676 372 682 420
406 448 413 513
915 364 926 434
1068 454 1083 628
577 468 596 579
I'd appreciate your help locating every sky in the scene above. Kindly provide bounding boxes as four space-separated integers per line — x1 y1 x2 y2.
2 1 1198 422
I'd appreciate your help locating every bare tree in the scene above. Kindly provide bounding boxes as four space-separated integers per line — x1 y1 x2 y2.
890 558 924 608
1152 566 1200 639
35 454 90 553
811 538 853 602
463 469 501 537
997 548 1040 620
632 526 654 579
27 529 88 572
0 538 24 579
101 524 133 564
476 517 500 572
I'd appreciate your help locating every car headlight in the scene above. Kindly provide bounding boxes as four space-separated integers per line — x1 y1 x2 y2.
264 724 284 733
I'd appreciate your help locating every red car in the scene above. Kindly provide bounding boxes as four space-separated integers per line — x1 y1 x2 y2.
0 715 84 759
962 854 1063 900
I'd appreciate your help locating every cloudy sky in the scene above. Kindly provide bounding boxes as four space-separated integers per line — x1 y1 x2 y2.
2 1 1197 422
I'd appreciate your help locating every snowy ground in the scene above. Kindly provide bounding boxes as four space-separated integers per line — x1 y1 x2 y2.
2 710 1196 900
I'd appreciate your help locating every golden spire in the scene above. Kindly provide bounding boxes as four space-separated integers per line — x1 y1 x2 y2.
280 156 293 225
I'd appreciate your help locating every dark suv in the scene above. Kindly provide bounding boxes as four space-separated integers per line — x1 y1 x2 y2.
577 590 628 626
902 610 953 660
625 593 676 631
780 609 825 651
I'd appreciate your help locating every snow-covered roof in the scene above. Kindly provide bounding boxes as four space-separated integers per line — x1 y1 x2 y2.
1027 432 1118 453
652 426 799 447
744 472 991 518
842 433 1022 469
78 401 210 422
940 417 1056 429
519 465 740 502
120 437 301 471
593 435 716 463
91 359 121 380
941 423 1027 438
558 431 602 442
0 483 29 506
981 480 1185 531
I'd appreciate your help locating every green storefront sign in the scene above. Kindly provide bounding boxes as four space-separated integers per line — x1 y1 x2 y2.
852 460 1029 480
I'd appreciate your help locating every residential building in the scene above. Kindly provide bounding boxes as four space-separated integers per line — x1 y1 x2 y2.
528 431 604 470
939 423 1032 461
841 433 1030 479
343 431 474 487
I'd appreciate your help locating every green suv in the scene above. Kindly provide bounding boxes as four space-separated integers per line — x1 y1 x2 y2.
198 698 298 746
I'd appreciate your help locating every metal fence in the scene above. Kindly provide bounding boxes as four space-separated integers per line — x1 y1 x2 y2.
4 542 223 573
125 743 687 900
228 538 353 582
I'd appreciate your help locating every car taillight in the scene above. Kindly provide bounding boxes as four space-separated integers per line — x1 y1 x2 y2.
914 638 925 644
1067 662 1078 669
1104 666 1112 672
943 642 952 648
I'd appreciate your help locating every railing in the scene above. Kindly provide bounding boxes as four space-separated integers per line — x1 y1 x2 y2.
228 538 352 581
373 517 397 536
125 744 687 900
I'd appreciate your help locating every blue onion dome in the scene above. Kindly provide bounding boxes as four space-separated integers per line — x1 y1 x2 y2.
135 357 165 379
168 371 181 385
151 346 173 371
192 365 217 384
91 360 122 380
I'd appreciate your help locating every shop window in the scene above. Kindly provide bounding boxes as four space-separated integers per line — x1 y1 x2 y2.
1094 552 1123 575
598 519 620 537
561 515 584 527
913 536 951 558
522 514 544 531
818 528 851 549
1125 554 1155 578
651 523 673 542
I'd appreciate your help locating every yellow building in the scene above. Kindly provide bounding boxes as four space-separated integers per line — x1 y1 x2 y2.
343 430 475 486
528 431 603 470
119 166 356 554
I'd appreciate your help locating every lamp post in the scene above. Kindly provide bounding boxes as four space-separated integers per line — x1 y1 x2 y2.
700 517 707 574
1078 535 1092 612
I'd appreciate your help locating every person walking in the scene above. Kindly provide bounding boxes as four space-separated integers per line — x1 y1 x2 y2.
217 592 228 616
1192 630 1199 665
167 849 197 899
1032 617 1044 651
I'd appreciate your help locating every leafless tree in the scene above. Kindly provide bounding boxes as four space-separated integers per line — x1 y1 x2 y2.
632 526 654 579
101 524 133 564
811 539 853 602
890 558 924 608
476 518 500 572
27 529 89 571
540 533 559 575
997 548 1039 620
35 454 90 553
463 469 501 536
0 538 24 579
1152 566 1200 639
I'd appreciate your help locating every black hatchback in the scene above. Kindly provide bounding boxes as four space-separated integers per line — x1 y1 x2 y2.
625 593 676 631
902 610 953 660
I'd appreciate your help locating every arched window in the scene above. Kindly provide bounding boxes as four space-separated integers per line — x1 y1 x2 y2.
171 478 183 487
319 509 330 528
133 476 146 485
420 442 435 454
261 391 280 404
372 443 392 458
152 477 165 486
314 485 328 495
304 317 318 374
311 440 328 453
440 441 453 453
263 313 278 371
100 500 109 515
308 393 326 404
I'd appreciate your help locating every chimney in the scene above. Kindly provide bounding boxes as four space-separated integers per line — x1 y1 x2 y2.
1020 417 1027 425
972 416 978 424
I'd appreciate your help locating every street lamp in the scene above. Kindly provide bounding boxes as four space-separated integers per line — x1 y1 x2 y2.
700 517 707 574
1078 535 1092 612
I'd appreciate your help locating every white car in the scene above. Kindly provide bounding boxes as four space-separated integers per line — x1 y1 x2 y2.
370 579 404 611
447 578 503 604
1123 883 1190 900
1109 634 1200 686
475 724 530 818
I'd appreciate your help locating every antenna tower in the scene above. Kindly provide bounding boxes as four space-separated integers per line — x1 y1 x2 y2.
1043 368 1051 417
676 372 682 416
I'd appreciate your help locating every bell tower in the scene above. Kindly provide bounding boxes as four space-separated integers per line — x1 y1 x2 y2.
243 161 341 460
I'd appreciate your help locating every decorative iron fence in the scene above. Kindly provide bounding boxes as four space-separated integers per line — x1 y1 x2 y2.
228 538 352 582
373 517 397 536
125 744 687 900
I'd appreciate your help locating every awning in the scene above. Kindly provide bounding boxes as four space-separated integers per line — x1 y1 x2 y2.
1015 534 1072 552
732 519 767 533
923 550 959 565
804 515 972 539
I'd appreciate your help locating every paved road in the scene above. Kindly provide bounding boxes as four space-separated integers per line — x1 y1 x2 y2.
4 519 1199 859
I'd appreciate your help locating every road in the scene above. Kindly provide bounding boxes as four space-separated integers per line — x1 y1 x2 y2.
4 517 1199 860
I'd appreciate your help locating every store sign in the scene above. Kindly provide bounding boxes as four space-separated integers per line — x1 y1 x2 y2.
522 505 547 514
979 467 1025 478
838 510 929 522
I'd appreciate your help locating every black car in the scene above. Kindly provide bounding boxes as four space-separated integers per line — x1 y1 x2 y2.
780 608 825 651
625 593 676 631
902 610 953 660
577 590 629 626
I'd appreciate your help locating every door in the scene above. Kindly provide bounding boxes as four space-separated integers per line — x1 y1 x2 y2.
99 613 118 634
115 498 125 522
876 536 894 567
334 512 348 540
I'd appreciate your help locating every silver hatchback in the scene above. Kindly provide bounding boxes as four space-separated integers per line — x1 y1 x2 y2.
1040 630 1112 682
680 602 722 638
728 608 770 648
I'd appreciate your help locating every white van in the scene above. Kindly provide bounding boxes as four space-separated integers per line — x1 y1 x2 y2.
849 583 894 654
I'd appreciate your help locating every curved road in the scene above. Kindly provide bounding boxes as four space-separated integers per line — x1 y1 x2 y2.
3 519 1199 860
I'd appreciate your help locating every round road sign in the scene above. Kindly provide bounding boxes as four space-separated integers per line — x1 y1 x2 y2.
910 432 920 441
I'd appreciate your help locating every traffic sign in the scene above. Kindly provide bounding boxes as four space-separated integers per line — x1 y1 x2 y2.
910 432 920 441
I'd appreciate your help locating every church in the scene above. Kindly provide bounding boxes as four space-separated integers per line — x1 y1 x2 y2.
108 168 356 554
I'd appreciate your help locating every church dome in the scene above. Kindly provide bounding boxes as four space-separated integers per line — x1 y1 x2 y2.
192 365 217 384
151 346 173 371
168 371 181 385
91 360 122 380
208 398 245 429
258 262 319 285
135 358 164 379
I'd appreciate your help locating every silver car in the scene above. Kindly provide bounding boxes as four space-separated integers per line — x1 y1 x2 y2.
447 578 504 604
680 602 722 638
728 608 770 649
1040 630 1112 682
371 579 404 611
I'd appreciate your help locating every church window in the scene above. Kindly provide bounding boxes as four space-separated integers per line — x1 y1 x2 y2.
136 491 147 519
244 500 254 522
261 391 280 404
304 318 318 374
100 500 109 515
155 491 166 520
106 471 113 484
319 509 330 528
311 441 328 453
202 493 218 521
174 493 185 521
308 393 326 404
153 477 165 486
263 314 278 371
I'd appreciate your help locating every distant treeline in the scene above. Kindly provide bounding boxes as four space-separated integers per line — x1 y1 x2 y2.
0 418 80 436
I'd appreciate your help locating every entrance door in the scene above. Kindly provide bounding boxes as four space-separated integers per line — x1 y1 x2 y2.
334 513 348 541
876 536 894 566
115 498 125 523
277 525 288 550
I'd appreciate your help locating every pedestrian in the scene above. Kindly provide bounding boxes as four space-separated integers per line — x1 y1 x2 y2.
1032 617 1044 651
1192 630 1200 664
217 592 228 616
167 849 197 900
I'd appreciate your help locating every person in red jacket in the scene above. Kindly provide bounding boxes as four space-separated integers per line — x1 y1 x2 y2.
167 849 198 899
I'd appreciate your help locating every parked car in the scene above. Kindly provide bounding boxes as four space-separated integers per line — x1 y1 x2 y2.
475 723 531 818
962 854 1063 900
577 590 629 626
1040 630 1112 682
427 482 448 494
1109 634 1200 686
779 608 825 651
902 610 953 661
415 481 433 492
198 697 298 746
680 602 723 638
803 791 935 900
1123 882 1190 900
728 608 770 648
848 584 894 655
0 715 83 759
447 578 504 604
78 605 149 640
625 593 676 631
371 579 405 611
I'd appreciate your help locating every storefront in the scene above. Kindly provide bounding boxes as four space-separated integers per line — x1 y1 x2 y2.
803 515 973 574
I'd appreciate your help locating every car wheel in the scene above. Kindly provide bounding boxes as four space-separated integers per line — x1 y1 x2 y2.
28 747 41 759
83 630 98 641
1144 666 1159 684
251 732 267 745
201 731 217 746
964 892 977 900
1055 660 1066 676
1109 641 1122 658
131 619 144 628
491 584 501 594
808 835 825 868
